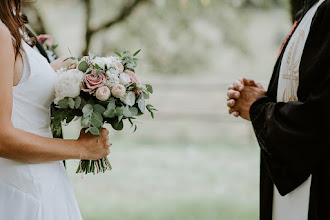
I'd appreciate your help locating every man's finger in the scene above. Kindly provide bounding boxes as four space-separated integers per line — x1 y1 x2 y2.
228 84 234 90
227 99 235 108
242 78 258 87
233 80 244 91
227 89 240 99
233 111 240 117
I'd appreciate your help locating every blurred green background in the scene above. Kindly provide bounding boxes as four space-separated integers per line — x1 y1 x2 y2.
23 0 296 219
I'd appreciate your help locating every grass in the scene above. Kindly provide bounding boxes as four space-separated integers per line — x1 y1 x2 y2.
64 132 260 220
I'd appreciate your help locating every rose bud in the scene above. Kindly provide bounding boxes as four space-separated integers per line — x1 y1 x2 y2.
111 84 126 98
96 86 111 101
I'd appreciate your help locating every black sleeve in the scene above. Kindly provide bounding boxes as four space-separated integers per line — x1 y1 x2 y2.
250 0 330 196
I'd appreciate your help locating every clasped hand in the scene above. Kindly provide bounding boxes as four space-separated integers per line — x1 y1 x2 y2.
226 78 266 121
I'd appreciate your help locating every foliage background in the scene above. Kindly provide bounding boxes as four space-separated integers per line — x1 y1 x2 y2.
23 0 297 219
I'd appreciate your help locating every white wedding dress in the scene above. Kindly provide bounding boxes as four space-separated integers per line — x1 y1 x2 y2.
0 39 82 219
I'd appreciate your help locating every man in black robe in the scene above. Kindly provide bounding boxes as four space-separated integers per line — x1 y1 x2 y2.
227 0 330 219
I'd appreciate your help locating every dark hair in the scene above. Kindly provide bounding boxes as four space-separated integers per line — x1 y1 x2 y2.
0 0 28 57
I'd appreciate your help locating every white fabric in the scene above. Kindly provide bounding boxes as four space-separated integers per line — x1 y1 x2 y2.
17 49 30 85
273 0 325 219
0 41 82 220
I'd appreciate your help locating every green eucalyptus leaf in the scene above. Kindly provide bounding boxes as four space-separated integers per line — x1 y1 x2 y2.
81 117 90 127
118 115 123 122
129 107 139 116
103 108 116 118
82 104 93 117
74 96 82 109
91 118 103 128
79 98 87 109
114 52 122 57
58 99 69 109
107 102 116 110
146 84 153 94
111 119 124 131
143 92 150 100
92 111 103 121
93 104 106 114
122 106 131 117
68 97 75 109
137 98 145 113
115 107 124 116
89 127 100 136
78 61 89 72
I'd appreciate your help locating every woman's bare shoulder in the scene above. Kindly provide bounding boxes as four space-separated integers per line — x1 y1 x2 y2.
0 23 15 58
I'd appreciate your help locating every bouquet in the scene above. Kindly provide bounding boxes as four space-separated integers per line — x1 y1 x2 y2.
51 50 156 174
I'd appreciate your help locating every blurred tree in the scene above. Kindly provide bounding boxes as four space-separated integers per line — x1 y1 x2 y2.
290 0 303 22
82 0 150 55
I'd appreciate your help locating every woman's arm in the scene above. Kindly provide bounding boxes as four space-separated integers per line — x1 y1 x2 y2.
0 24 110 164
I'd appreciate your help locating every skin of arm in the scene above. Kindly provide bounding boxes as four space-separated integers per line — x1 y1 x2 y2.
0 25 110 164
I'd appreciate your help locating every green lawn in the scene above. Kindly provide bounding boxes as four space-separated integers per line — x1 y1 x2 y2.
65 137 260 220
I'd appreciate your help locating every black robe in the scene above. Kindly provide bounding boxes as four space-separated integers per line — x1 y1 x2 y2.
249 1 330 219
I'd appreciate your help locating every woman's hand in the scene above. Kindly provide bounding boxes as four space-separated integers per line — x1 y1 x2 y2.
50 56 73 71
77 128 111 160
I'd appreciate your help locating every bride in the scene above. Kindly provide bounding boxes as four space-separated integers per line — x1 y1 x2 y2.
0 1 111 219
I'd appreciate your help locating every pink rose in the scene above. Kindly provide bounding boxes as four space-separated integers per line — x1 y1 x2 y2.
82 70 107 93
124 70 141 86
111 84 126 98
115 61 124 72
96 86 111 101
125 70 142 94
37 34 53 48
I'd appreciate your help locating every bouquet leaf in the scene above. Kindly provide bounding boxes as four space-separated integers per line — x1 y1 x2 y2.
78 61 89 72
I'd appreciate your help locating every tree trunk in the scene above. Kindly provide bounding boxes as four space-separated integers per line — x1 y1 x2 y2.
290 0 303 22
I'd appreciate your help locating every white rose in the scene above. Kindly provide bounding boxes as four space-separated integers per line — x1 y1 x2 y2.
119 73 131 85
111 84 126 98
54 69 83 104
96 86 111 101
92 56 120 70
106 72 120 88
108 68 119 75
121 91 136 106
